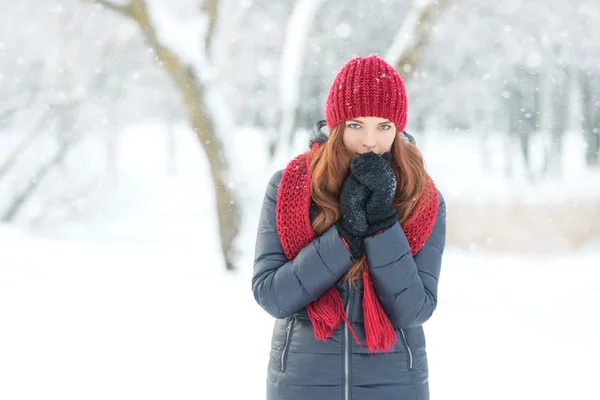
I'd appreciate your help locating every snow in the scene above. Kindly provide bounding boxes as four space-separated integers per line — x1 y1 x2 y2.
420 129 600 204
0 125 599 399
0 228 598 399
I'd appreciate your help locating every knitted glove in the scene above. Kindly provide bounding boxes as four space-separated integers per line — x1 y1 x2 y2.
350 152 398 236
336 173 370 260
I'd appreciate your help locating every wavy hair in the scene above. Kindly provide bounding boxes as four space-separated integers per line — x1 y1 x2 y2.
309 123 427 285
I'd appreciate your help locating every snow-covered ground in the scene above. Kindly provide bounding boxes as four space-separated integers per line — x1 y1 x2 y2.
1 227 598 400
1 124 598 399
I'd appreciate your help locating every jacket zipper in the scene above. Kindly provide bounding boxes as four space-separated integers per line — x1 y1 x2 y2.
280 317 295 372
344 281 351 400
400 328 413 370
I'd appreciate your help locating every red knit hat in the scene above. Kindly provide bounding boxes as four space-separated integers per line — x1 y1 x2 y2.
325 54 408 132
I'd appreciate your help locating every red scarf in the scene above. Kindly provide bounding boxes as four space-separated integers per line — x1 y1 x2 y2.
276 142 439 353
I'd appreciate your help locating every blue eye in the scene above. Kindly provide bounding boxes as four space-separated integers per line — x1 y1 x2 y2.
346 123 392 131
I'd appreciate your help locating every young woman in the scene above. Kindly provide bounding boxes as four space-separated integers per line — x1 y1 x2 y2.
252 55 446 400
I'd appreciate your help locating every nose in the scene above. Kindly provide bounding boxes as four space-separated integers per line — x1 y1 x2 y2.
362 129 377 150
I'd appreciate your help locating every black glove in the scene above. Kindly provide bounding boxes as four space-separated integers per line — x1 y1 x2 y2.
335 173 370 260
350 152 398 236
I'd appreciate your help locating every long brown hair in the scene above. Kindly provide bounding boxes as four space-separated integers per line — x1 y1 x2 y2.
309 123 427 285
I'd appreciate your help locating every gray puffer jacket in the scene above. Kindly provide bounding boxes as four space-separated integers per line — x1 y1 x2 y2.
252 126 446 400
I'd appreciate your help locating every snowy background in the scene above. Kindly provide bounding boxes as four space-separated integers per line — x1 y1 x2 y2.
1 0 599 399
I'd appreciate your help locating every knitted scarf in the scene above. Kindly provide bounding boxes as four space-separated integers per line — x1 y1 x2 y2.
276 142 439 353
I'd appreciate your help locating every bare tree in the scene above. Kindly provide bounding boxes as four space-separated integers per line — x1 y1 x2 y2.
0 26 149 225
579 67 600 167
542 66 570 177
2 103 81 222
504 66 542 182
271 0 326 159
91 0 240 270
0 8 95 223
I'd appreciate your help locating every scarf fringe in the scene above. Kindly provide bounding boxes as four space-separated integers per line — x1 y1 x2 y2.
306 286 362 346
362 265 397 353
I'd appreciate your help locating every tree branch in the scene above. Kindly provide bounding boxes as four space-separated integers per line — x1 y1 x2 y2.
0 112 49 181
2 106 80 223
201 0 219 56
91 0 133 17
385 0 451 79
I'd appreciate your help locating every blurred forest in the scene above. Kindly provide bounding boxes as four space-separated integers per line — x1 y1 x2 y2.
1 0 599 269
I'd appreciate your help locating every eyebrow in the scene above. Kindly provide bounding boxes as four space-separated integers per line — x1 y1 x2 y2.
348 119 393 125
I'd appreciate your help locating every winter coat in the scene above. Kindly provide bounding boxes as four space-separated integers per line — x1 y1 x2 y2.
251 124 446 400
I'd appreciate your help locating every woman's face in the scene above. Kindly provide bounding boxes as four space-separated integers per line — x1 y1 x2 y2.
342 116 397 157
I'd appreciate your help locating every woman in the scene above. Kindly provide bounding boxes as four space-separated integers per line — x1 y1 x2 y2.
252 55 446 400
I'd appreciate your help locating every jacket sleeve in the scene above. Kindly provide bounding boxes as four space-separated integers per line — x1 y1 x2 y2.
251 170 355 319
364 190 446 329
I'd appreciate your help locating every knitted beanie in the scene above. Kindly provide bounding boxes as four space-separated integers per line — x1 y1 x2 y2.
325 54 408 132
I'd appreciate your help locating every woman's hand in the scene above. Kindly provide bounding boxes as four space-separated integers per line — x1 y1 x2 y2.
336 173 370 260
350 152 398 235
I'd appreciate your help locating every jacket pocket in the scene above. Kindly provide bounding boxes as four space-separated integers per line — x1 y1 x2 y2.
280 316 295 372
400 329 414 371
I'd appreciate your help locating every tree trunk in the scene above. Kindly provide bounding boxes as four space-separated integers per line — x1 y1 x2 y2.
579 68 600 167
544 66 569 177
271 0 326 159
